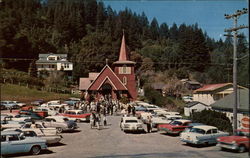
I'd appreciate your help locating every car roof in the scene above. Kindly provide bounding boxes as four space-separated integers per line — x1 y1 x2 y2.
67 110 83 112
123 116 138 120
172 119 191 123
1 130 21 135
192 125 217 130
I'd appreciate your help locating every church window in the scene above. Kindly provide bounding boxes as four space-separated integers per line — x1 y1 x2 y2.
119 66 131 74
123 77 127 85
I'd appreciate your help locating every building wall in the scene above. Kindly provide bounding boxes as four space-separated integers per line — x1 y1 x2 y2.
184 104 210 117
193 87 234 105
114 65 137 100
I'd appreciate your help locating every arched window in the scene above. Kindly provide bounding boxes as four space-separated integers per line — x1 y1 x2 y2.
123 76 127 85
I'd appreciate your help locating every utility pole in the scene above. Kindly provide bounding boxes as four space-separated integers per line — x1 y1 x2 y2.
224 8 248 135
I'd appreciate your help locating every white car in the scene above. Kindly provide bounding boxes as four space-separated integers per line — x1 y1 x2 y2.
34 107 58 116
151 116 172 128
2 114 31 122
180 125 229 145
6 128 62 145
13 101 26 107
120 116 144 133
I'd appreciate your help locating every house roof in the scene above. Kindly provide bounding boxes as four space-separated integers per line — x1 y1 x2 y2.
185 101 208 108
38 53 67 58
87 65 127 91
79 78 91 90
211 89 249 113
89 73 99 81
194 83 231 92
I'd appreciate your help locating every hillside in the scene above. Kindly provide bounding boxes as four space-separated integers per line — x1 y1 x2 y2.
0 84 80 104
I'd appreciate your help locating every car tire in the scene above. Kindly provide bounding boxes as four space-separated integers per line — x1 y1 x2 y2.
56 127 63 133
30 145 41 155
238 145 246 153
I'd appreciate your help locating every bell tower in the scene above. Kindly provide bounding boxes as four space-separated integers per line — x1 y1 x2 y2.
113 32 137 100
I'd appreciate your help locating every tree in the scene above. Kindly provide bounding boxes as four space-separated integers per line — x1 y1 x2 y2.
149 17 159 40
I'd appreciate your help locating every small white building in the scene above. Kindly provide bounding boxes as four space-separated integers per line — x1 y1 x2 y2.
36 53 73 77
193 83 245 105
184 101 210 117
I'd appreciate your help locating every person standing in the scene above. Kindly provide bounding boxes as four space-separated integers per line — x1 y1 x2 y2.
132 106 136 116
127 104 131 116
147 116 152 133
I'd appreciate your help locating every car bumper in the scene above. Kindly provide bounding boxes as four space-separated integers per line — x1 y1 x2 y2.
216 143 239 150
161 128 180 134
180 138 199 144
123 127 144 131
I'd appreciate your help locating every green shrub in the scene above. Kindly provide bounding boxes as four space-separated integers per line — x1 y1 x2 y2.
190 109 233 134
144 86 170 107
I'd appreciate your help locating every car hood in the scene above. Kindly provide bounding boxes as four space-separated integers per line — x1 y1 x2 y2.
25 136 47 143
218 136 248 143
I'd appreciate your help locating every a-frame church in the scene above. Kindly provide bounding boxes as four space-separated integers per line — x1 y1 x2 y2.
79 33 137 101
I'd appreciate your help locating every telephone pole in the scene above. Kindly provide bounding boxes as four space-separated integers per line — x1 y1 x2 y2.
224 8 248 135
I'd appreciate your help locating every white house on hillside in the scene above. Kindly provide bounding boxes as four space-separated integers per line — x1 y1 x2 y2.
36 53 73 77
193 83 245 105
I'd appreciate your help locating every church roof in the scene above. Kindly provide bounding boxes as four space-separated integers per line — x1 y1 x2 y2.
87 65 127 91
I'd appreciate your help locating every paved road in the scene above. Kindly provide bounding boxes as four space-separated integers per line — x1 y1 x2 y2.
5 115 249 158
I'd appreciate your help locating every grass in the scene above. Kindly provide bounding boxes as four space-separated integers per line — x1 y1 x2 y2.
1 83 81 104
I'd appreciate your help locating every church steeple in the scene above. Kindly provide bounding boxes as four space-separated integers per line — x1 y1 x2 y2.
118 31 128 61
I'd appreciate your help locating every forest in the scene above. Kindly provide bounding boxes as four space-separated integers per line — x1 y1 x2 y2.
0 0 249 88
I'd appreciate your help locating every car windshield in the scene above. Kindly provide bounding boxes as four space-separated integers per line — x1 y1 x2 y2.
236 131 249 137
63 118 69 121
190 128 205 134
170 121 182 125
125 120 138 123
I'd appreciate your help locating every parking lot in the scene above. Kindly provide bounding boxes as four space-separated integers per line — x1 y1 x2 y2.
5 115 248 158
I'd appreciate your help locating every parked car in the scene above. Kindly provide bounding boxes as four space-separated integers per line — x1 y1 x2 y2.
0 101 19 109
31 99 45 106
43 116 78 133
12 101 26 107
64 98 80 106
120 116 144 133
2 114 31 122
1 120 26 130
34 107 58 116
20 122 58 135
44 101 67 109
158 119 192 134
180 125 229 145
61 110 91 122
18 111 43 120
1 130 47 155
217 129 249 153
151 115 173 128
7 128 62 145
182 96 193 102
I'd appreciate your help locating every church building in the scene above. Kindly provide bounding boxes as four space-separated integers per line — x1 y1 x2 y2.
79 33 137 101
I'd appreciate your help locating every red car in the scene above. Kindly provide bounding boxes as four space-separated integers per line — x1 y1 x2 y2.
61 110 91 122
158 119 192 134
217 129 250 153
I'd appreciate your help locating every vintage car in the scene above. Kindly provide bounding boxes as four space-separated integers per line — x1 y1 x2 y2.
43 116 78 133
217 129 249 152
20 122 58 135
12 101 26 107
0 101 19 109
151 115 173 128
31 99 45 106
2 114 31 122
34 107 58 116
6 128 62 145
61 110 91 122
18 111 43 120
1 130 47 155
180 125 229 145
158 119 192 134
120 116 144 133
1 120 26 130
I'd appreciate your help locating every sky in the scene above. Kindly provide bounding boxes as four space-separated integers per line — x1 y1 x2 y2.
103 0 249 41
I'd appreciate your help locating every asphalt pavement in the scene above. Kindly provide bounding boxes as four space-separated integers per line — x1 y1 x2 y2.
3 115 249 158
